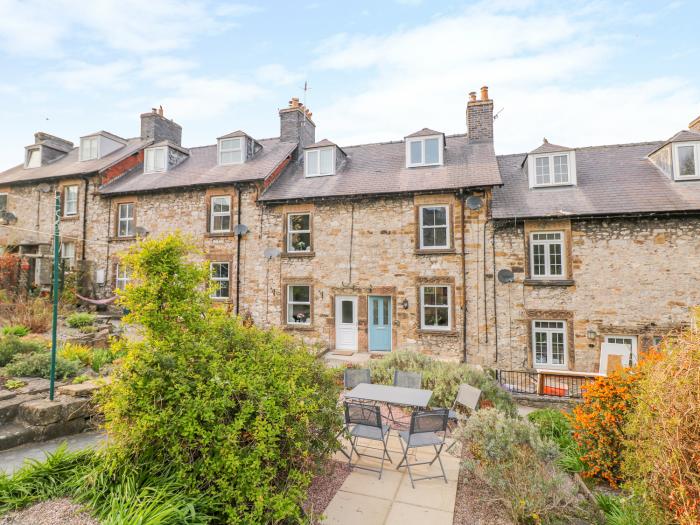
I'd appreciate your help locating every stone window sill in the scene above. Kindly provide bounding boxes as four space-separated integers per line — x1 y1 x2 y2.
61 216 80 222
284 323 315 331
418 329 459 337
524 279 575 287
414 248 456 256
109 236 136 242
282 252 315 259
204 232 236 239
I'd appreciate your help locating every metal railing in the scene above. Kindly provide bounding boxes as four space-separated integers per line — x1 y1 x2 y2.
495 369 599 399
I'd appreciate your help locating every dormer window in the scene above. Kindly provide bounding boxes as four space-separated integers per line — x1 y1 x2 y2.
25 147 41 169
219 137 243 165
406 136 442 167
80 136 99 161
674 142 699 179
144 146 167 173
528 151 576 188
305 147 335 177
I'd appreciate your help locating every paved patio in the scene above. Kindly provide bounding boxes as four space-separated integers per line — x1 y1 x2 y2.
325 433 461 525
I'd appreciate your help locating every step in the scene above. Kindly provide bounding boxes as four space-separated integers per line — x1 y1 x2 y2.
0 422 38 451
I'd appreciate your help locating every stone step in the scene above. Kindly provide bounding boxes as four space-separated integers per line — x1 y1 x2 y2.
0 422 37 451
0 394 43 425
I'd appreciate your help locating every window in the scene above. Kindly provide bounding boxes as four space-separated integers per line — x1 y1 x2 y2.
117 203 135 237
287 285 311 324
419 205 449 249
80 137 99 161
604 335 638 366
210 262 230 299
61 242 75 268
287 213 311 252
530 232 565 279
406 137 442 167
63 185 79 216
144 147 167 173
0 194 7 212
305 147 335 177
532 320 567 368
219 138 243 165
529 152 575 187
25 148 41 168
420 285 451 330
674 142 699 179
115 264 130 291
210 196 231 233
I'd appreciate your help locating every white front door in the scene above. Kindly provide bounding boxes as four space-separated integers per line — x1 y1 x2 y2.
604 335 638 366
335 296 358 351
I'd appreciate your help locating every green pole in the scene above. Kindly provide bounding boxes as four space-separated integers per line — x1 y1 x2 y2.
49 190 60 401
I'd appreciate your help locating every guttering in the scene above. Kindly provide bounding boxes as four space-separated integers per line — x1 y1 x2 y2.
80 175 90 260
460 189 468 363
235 184 242 315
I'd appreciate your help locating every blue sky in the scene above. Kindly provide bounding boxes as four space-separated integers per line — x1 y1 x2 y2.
0 0 698 169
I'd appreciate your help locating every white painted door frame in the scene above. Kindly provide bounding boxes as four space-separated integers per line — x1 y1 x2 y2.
335 295 358 352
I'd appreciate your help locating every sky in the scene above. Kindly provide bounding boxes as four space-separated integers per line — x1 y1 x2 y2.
0 0 698 169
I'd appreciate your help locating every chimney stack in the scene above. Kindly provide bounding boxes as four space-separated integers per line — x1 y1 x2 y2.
279 97 316 148
467 85 494 142
140 106 182 145
690 114 700 133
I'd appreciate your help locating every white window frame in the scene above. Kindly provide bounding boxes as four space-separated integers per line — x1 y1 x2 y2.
419 284 451 331
529 231 565 279
286 213 312 253
287 284 312 325
218 137 244 166
117 203 135 238
63 185 79 217
672 142 700 180
528 151 577 188
532 320 567 369
210 196 232 233
80 136 99 161
115 264 130 291
25 147 42 168
406 136 443 168
604 335 639 366
419 205 450 249
304 147 335 177
144 146 167 173
210 262 230 299
60 242 76 268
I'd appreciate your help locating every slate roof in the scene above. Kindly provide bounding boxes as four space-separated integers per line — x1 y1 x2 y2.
648 129 700 155
259 134 502 202
100 138 296 195
305 139 338 149
0 137 150 185
529 140 571 155
492 140 700 219
405 128 443 138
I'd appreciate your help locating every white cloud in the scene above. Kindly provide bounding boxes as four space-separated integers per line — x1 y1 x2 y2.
310 4 700 152
255 64 304 87
44 60 135 90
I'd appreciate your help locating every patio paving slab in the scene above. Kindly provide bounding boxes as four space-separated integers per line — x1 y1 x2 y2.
384 502 454 525
323 491 393 525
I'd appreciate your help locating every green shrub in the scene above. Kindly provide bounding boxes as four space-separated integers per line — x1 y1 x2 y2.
0 336 47 367
99 234 341 524
58 342 93 366
528 408 585 473
66 312 96 328
2 351 81 379
4 378 26 390
2 325 30 337
595 493 662 525
367 351 516 415
72 374 90 384
459 408 585 524
91 347 116 373
79 325 97 334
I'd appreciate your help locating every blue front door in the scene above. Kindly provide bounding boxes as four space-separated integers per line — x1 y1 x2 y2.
368 296 392 352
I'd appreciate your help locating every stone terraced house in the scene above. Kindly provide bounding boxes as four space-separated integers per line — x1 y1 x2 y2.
1 89 700 375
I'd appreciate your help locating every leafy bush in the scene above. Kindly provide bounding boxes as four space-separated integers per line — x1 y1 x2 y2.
72 374 90 384
2 325 29 337
4 378 26 390
79 325 96 334
2 351 81 379
58 342 93 366
91 347 117 373
459 408 584 524
595 493 663 525
367 351 516 416
0 336 47 367
528 408 584 474
66 312 96 328
99 234 341 524
623 329 700 525
9 298 51 333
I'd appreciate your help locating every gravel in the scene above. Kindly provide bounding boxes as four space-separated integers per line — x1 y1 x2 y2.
303 460 352 523
452 454 515 525
0 498 99 525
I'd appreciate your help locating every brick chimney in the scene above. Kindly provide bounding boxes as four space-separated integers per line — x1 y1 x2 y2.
467 86 494 142
279 97 315 148
690 114 700 133
140 107 182 145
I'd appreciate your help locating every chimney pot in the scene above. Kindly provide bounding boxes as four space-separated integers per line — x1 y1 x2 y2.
469 91 477 103
480 86 489 101
158 105 164 116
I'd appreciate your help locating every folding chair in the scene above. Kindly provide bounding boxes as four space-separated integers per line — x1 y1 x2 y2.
336 368 372 459
397 408 449 488
445 383 481 452
344 402 393 479
385 370 422 427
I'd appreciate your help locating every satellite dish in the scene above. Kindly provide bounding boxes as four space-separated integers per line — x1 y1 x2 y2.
466 196 483 210
234 224 249 236
263 247 281 258
497 269 515 284
134 226 149 237
37 183 51 193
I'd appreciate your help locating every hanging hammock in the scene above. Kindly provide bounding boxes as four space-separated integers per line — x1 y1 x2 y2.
75 293 117 306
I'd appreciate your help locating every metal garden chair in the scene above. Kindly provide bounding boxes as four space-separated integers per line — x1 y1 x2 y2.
385 370 423 426
344 401 393 479
445 383 481 452
336 368 372 459
396 408 449 488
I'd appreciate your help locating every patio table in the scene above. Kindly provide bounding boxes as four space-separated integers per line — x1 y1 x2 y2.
345 383 433 409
